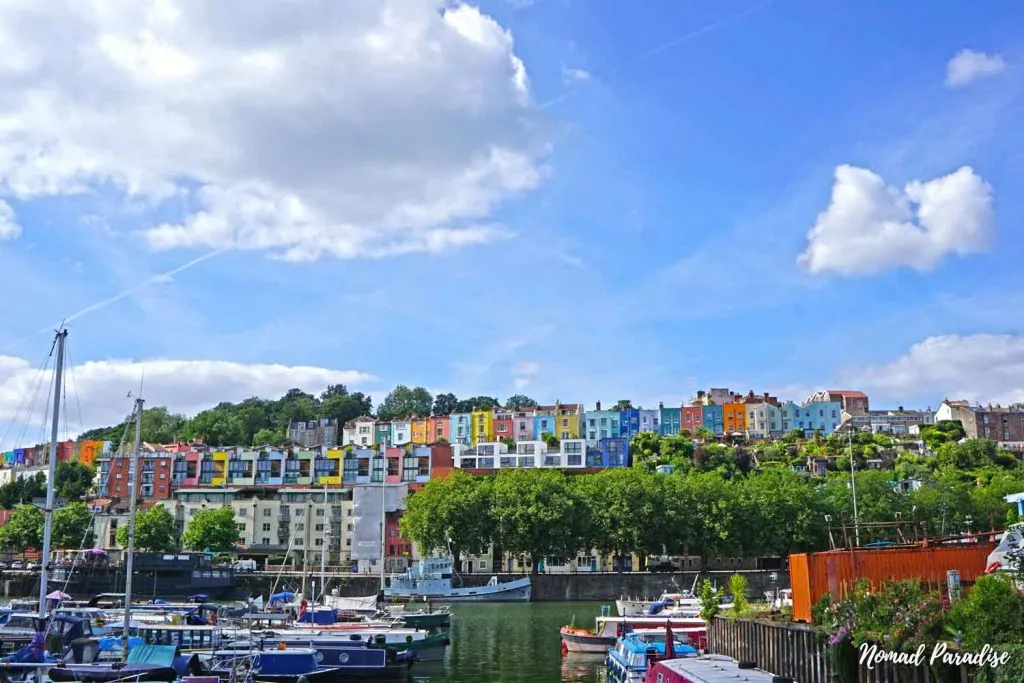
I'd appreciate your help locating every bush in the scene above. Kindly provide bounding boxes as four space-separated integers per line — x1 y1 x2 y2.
948 574 1024 650
728 573 749 617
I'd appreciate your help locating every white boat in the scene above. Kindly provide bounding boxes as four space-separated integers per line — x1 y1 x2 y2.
615 591 700 617
384 557 531 602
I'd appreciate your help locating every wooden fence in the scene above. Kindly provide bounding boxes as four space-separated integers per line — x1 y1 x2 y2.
707 616 972 683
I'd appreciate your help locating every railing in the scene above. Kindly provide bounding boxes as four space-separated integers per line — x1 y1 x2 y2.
707 617 973 683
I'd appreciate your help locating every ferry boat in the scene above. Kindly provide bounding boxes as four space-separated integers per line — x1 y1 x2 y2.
384 557 531 602
605 627 697 683
643 654 792 683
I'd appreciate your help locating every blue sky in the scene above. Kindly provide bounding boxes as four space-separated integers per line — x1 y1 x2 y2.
0 0 1022 438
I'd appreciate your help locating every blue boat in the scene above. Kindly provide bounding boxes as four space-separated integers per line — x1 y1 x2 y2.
207 646 415 682
48 644 183 682
606 626 697 683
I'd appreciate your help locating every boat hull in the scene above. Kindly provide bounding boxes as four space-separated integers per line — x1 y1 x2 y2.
385 577 531 603
48 665 178 683
560 627 616 653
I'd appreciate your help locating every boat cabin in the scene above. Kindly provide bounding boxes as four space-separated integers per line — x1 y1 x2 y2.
607 631 698 682
644 655 791 683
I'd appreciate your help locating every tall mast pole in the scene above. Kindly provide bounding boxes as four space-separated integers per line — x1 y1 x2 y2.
38 329 67 618
379 459 386 592
319 484 328 601
848 428 860 547
121 397 144 659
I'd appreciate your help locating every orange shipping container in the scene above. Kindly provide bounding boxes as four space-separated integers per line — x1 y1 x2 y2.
790 543 995 623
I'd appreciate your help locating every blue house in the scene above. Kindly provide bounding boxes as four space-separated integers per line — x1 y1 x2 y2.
533 415 556 440
586 437 630 468
791 401 843 436
701 404 724 435
449 413 472 445
619 409 640 438
582 405 621 446
659 403 681 436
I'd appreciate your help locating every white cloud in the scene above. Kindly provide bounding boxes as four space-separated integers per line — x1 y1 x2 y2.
511 360 540 390
0 1 547 260
561 65 591 86
0 201 20 240
846 334 1024 406
797 165 994 276
0 355 376 443
945 49 1007 88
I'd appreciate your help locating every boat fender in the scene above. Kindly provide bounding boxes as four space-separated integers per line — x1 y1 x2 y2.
297 676 308 683
738 661 756 669
406 635 413 643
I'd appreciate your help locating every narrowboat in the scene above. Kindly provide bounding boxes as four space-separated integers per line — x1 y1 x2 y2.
643 654 793 683
205 646 414 682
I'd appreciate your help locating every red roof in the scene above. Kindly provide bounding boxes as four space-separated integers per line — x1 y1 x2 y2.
827 390 868 398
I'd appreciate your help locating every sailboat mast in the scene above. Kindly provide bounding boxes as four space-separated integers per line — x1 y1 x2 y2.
121 397 144 658
379 476 386 592
319 484 327 600
38 329 67 618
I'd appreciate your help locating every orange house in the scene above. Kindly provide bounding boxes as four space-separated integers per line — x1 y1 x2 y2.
410 417 430 444
723 403 747 434
429 416 450 443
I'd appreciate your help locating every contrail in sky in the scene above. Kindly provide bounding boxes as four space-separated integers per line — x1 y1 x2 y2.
0 248 228 353
539 0 775 109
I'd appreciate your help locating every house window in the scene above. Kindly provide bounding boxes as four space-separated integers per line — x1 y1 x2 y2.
262 523 271 531
561 432 569 439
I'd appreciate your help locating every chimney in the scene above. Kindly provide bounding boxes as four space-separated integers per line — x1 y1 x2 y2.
697 390 705 399
596 401 601 411
763 392 769 399
659 401 664 410
748 390 755 398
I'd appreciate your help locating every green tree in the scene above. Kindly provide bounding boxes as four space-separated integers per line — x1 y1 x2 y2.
116 505 179 551
613 400 634 411
319 390 372 426
432 393 458 416
629 432 663 471
541 432 559 448
55 461 96 500
919 420 966 451
504 395 538 410
491 469 584 572
0 504 43 551
53 502 95 548
399 471 493 569
252 427 286 447
377 385 434 421
454 396 502 413
139 407 187 443
182 507 240 551
0 473 47 509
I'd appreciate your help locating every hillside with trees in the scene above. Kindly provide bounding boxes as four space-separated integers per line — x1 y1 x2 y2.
74 384 539 449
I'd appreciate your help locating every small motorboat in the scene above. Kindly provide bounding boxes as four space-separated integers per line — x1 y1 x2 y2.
606 625 698 683
643 654 793 683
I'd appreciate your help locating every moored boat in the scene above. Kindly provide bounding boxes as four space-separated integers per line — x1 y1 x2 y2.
385 556 531 602
605 626 698 683
643 654 793 683
206 646 414 682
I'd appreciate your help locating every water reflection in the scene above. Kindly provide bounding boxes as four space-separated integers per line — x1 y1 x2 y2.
411 602 608 683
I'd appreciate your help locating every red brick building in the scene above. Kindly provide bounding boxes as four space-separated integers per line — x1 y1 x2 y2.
97 455 174 500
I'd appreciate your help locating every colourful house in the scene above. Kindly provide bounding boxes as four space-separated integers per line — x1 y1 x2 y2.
375 422 393 447
533 414 556 440
511 410 535 442
587 438 630 468
391 420 411 446
681 405 703 434
410 418 430 444
228 450 257 485
619 409 640 439
429 416 450 443
701 405 724 435
318 448 344 485
583 408 621 446
211 450 229 486
723 403 747 434
449 413 472 445
551 403 583 439
639 409 660 434
256 450 285 485
385 447 403 484
493 410 514 442
471 410 494 444
659 404 681 436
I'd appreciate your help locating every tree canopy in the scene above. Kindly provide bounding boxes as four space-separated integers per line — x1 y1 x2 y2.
79 385 373 448
0 501 94 551
182 506 240 551
55 461 96 500
376 386 433 421
117 505 179 552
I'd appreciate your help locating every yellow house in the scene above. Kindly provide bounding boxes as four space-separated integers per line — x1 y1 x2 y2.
410 418 430 444
211 450 228 486
320 448 343 485
553 402 583 439
470 410 495 444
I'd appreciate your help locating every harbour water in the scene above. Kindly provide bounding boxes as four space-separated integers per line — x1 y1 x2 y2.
414 601 608 682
